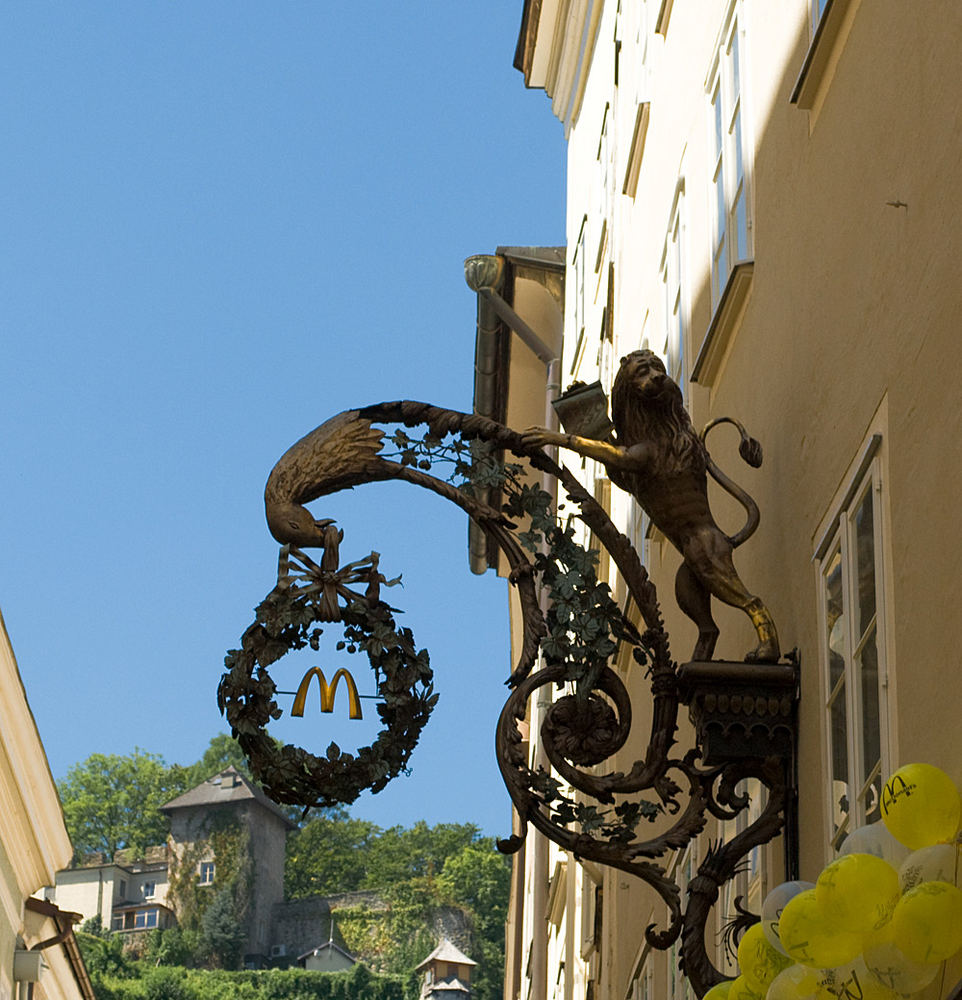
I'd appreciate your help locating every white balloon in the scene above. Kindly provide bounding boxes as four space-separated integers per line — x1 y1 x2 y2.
765 964 818 1000
839 821 911 867
898 842 959 893
760 881 814 956
864 939 940 995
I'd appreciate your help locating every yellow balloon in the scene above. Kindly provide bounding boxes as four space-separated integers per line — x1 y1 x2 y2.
704 981 734 1000
765 964 819 1000
815 853 900 934
728 974 764 1000
891 880 962 964
777 889 862 968
880 763 961 849
738 923 793 991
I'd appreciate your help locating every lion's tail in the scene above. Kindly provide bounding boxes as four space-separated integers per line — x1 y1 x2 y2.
700 417 762 548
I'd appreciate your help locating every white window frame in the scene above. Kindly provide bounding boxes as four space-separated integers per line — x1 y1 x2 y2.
142 880 156 900
815 441 891 853
198 861 215 886
706 3 752 306
660 182 688 398
667 846 696 1000
571 217 588 377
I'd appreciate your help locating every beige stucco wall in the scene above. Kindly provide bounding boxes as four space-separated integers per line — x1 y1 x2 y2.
506 0 962 998
49 861 170 930
0 608 86 1000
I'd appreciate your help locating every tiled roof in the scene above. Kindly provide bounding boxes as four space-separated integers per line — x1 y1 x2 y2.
296 941 356 963
160 766 295 829
415 938 476 971
423 979 471 996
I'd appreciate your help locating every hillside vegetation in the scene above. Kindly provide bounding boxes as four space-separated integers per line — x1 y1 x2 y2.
61 738 510 1000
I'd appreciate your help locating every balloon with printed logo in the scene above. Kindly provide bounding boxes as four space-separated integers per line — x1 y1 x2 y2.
864 936 940 995
728 974 764 1000
880 763 961 849
815 959 900 1000
891 880 962 964
839 821 910 868
703 980 734 1000
898 842 959 893
765 964 819 1000
760 881 814 956
737 923 793 992
815 853 900 934
777 889 862 969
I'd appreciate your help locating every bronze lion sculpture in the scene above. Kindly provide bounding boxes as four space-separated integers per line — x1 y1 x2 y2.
523 349 779 663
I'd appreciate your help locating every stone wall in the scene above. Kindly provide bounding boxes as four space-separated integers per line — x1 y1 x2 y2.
270 896 339 961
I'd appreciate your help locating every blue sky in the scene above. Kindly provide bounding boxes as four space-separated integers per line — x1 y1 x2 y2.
0 4 564 836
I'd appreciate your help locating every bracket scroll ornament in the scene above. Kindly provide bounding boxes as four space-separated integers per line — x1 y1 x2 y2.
220 396 798 996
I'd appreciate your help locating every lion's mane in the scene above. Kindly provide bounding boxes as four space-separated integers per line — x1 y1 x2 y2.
610 351 706 478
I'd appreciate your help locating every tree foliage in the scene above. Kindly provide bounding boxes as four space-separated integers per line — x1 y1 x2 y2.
58 749 194 858
285 818 482 899
87 962 406 1000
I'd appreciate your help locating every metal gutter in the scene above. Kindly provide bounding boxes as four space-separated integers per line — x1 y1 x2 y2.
25 897 97 1000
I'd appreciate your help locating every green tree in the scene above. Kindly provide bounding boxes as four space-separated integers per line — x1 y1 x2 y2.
201 887 246 970
187 733 251 784
436 843 511 1000
285 814 380 898
361 821 482 887
58 749 193 858
436 842 510 938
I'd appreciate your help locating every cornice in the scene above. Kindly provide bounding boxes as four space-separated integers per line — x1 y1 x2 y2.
0 609 73 895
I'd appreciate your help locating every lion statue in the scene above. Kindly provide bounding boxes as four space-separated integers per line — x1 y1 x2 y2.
522 349 779 663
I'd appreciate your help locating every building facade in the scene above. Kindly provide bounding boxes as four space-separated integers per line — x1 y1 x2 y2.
0 608 94 1000
485 1 962 998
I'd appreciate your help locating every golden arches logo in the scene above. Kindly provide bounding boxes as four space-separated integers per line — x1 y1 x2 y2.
291 667 363 720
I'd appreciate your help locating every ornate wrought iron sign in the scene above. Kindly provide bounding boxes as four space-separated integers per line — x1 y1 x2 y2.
220 351 799 995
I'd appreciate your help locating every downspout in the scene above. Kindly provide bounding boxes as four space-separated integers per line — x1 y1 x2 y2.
465 254 505 575
24 898 97 1000
464 254 560 1000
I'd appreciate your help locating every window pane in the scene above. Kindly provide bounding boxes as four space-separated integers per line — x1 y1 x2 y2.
824 551 849 839
858 628 881 794
830 687 849 838
713 83 723 157
733 187 748 261
854 489 877 638
732 108 744 185
729 26 740 101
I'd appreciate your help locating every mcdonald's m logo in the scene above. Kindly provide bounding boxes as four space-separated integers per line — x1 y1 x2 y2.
291 667 363 720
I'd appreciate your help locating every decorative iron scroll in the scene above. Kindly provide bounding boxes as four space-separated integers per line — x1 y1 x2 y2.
220 399 799 995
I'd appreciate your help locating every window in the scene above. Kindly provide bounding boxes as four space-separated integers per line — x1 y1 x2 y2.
668 847 695 1000
134 908 158 929
816 447 889 852
143 881 156 899
571 219 588 376
118 879 127 899
661 185 687 396
199 861 215 885
707 4 750 306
